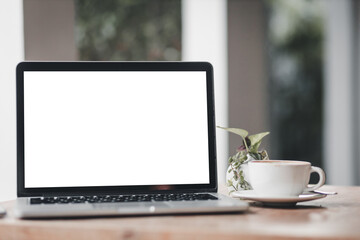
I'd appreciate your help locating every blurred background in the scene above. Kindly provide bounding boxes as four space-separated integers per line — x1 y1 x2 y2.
1 0 359 201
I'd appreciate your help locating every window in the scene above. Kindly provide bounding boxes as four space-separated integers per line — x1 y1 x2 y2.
266 0 324 171
74 0 181 61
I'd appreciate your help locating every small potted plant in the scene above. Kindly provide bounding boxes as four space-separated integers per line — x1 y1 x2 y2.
217 127 270 193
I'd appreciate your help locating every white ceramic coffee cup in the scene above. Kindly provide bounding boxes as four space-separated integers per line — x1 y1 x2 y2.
248 160 325 197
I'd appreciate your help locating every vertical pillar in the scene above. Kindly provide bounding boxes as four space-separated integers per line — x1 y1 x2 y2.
228 0 269 154
353 0 360 185
0 0 23 201
324 0 356 185
182 0 228 184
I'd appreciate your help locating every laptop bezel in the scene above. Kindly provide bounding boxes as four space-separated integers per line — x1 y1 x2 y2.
16 61 218 197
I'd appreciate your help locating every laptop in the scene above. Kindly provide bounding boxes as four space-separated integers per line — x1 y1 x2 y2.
14 61 248 218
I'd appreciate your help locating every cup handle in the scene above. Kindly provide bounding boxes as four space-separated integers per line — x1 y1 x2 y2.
304 166 326 192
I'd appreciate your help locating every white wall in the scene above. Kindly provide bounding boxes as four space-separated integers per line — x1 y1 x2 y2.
0 0 23 201
23 0 76 60
356 1 360 185
324 0 357 185
182 0 228 184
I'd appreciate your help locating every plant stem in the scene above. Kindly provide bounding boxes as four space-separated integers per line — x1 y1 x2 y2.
242 137 249 152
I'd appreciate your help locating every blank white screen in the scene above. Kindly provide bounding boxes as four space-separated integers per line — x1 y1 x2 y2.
24 71 210 188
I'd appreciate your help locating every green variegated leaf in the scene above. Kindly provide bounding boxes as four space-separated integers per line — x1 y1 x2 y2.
249 152 262 160
248 132 269 152
233 172 239 181
260 150 269 160
217 126 248 139
249 141 260 153
239 151 247 163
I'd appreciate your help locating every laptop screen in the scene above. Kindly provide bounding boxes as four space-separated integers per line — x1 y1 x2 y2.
17 62 217 195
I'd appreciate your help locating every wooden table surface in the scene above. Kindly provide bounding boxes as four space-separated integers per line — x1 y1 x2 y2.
0 185 359 240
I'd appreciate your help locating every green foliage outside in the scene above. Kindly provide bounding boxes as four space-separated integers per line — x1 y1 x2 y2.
266 0 324 172
74 0 181 61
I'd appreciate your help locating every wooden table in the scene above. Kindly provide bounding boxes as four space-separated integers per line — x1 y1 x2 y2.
0 185 359 240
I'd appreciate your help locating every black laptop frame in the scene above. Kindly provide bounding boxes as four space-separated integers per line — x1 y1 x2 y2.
16 61 217 197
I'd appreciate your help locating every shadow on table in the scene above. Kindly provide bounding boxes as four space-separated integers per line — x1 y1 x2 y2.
249 201 326 210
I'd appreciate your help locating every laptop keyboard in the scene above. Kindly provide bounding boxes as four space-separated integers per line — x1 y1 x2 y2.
30 193 218 204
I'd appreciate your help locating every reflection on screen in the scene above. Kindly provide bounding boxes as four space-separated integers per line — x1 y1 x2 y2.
24 71 210 188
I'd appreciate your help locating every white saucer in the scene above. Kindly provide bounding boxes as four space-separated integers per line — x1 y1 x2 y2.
231 190 326 207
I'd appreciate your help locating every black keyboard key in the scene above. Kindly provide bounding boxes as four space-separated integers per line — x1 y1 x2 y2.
30 198 42 204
